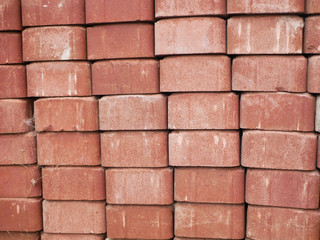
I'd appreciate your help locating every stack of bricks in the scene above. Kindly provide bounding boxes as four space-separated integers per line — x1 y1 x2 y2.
0 0 42 239
0 0 320 239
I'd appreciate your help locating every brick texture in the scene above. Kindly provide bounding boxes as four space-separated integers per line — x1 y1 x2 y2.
0 65 26 99
0 33 22 64
0 0 22 31
304 16 320 54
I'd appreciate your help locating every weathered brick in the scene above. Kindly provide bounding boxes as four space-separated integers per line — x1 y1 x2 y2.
241 93 315 131
306 0 320 14
228 16 303 54
27 61 91 97
246 169 320 209
106 168 173 204
92 59 159 95
304 16 320 54
232 56 307 92
169 131 239 166
0 232 39 240
169 93 239 129
41 233 104 240
0 33 22 64
101 131 168 167
160 55 231 92
155 17 226 55
242 131 317 170
0 65 26 99
308 56 320 93
0 0 22 31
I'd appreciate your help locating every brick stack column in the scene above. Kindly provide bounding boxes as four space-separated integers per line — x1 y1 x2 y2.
228 1 320 239
155 1 245 239
20 1 105 239
0 1 42 239
85 0 173 239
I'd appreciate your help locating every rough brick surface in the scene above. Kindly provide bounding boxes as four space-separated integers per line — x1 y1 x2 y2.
169 131 239 166
155 0 226 18
316 97 320 132
23 26 86 61
175 167 244 203
106 205 173 239
99 95 167 130
318 136 320 169
87 24 154 60
0 33 22 64
86 0 154 24
101 131 168 167
41 233 104 240
242 131 317 170
308 56 320 93
0 99 32 134
42 167 105 200
0 198 42 232
168 93 239 130
37 132 100 166
306 0 320 13
240 93 315 131
247 205 320 240
0 0 22 31
43 200 106 234
106 168 173 204
232 56 307 92
0 232 39 240
160 55 231 92
92 60 159 95
175 203 245 239
0 65 26 99
304 16 320 54
0 133 36 165
155 17 226 55
0 166 41 198
21 0 85 26
35 97 98 132
227 0 305 14
228 16 303 54
246 169 320 209
27 61 91 97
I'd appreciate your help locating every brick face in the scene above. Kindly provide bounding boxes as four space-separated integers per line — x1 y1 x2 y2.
0 0 22 31
0 65 26 99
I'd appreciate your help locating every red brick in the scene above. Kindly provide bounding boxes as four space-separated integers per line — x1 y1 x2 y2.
246 169 320 209
0 0 22 31
175 203 245 239
92 59 159 95
106 168 173 204
0 99 32 134
316 97 320 132
169 131 239 166
306 0 320 14
318 136 320 169
155 17 226 56
0 198 42 232
247 205 320 240
23 26 86 61
21 0 85 26
42 167 105 200
0 65 26 99
0 232 39 240
0 33 22 64
0 133 36 165
101 131 168 167
232 56 307 92
242 131 317 170
87 24 154 60
0 166 41 198
308 56 320 93
228 16 303 54
160 55 231 92
304 16 320 54
43 200 105 234
27 61 91 97
175 167 244 203
99 95 167 130
37 132 100 166
227 0 304 14
106 205 173 239
155 0 226 18
41 233 104 240
169 93 239 130
240 93 315 131
35 97 98 132
86 0 154 24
